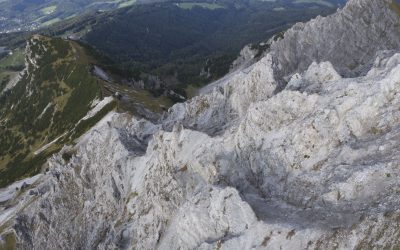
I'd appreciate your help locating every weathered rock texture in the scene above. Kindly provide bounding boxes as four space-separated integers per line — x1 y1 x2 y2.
1 0 400 249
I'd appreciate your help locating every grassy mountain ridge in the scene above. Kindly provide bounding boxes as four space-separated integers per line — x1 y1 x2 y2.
0 35 114 187
0 34 179 187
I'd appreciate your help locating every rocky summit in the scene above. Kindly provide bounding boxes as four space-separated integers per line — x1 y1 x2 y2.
1 0 400 249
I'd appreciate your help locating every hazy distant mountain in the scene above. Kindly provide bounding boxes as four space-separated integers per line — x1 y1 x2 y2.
0 0 346 33
0 0 139 33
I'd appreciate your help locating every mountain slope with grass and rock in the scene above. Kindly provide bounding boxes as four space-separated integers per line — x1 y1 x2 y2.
1 0 400 249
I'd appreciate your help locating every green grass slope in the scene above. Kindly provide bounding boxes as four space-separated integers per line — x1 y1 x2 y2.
0 36 115 187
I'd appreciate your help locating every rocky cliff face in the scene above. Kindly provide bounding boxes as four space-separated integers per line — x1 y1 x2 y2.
1 0 400 249
270 0 400 78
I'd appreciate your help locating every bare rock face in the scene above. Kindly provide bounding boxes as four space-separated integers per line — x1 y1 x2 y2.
2 0 400 249
270 0 400 78
229 45 258 73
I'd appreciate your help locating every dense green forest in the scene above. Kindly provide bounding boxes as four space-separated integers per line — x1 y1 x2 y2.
66 3 337 96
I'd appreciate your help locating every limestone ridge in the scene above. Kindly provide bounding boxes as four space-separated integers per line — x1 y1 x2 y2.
270 0 400 79
2 0 400 249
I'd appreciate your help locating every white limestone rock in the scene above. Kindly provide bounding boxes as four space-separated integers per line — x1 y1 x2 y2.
270 0 400 78
286 61 342 92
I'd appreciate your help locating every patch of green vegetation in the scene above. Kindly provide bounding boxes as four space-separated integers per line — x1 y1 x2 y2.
67 100 116 140
0 49 25 71
61 148 77 162
390 0 400 16
251 42 271 59
0 49 25 92
0 73 11 92
0 231 16 250
370 126 383 135
185 84 199 99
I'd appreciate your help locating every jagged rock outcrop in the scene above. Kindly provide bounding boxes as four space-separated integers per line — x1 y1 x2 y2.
270 0 400 78
1 0 400 249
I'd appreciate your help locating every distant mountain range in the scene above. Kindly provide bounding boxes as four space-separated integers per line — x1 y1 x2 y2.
0 0 346 33
0 0 140 33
